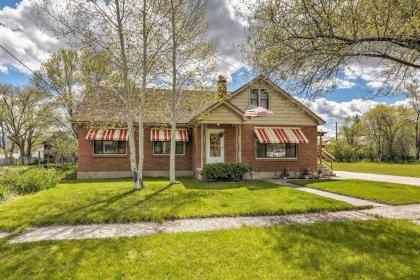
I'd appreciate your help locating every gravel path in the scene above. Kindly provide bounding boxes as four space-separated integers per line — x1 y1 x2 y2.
10 210 373 243
362 204 420 220
335 171 420 187
0 232 9 239
267 179 386 207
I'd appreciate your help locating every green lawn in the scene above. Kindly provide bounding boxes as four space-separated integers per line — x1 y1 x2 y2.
291 179 420 205
0 178 356 231
1 220 419 279
334 161 420 177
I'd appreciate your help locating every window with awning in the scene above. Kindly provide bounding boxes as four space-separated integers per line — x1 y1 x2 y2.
150 128 189 142
254 127 308 144
85 129 128 141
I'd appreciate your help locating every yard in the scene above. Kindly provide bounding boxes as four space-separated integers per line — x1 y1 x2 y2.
334 161 420 178
0 178 356 231
292 179 420 205
1 219 419 279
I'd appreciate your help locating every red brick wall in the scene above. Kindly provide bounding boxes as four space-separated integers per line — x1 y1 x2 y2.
78 125 318 174
78 127 193 172
240 125 318 173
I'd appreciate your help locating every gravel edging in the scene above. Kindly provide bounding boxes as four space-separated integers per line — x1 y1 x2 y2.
10 210 374 243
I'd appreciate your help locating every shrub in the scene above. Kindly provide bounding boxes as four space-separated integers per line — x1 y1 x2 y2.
202 163 254 181
47 164 77 180
0 168 63 195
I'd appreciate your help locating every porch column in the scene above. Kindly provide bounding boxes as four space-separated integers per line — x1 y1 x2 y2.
201 124 206 167
236 124 242 162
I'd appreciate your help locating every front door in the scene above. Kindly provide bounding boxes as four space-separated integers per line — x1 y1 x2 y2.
206 129 224 163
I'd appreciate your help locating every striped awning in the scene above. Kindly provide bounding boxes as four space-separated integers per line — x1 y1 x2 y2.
254 127 308 144
150 128 189 142
85 129 128 141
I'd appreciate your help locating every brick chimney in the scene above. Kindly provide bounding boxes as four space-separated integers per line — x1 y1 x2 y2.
217 75 228 101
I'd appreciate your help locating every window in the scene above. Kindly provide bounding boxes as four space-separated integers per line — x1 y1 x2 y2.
259 89 269 109
256 141 297 158
154 141 185 155
249 89 269 109
93 140 126 155
250 89 259 106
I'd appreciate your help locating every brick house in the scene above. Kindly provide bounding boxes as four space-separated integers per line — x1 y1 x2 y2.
75 75 325 179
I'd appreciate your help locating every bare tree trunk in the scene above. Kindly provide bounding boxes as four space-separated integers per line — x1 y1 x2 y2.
127 121 140 189
169 0 177 185
115 0 140 189
416 114 420 160
169 120 177 184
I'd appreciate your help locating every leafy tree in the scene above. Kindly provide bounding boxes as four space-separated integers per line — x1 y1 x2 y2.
247 0 420 97
0 86 57 163
34 49 113 138
405 80 420 159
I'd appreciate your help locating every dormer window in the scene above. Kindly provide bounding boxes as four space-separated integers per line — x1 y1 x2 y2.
250 89 269 109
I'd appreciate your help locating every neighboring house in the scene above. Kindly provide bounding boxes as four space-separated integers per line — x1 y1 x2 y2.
74 75 325 179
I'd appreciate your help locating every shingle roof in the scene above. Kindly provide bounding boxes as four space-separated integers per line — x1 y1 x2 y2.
74 87 217 126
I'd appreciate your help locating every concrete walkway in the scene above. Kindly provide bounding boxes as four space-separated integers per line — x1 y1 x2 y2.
266 179 386 207
10 210 373 243
335 171 420 187
4 179 420 243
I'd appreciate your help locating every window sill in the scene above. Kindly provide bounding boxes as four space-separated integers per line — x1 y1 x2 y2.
92 154 127 158
153 154 186 157
255 157 298 161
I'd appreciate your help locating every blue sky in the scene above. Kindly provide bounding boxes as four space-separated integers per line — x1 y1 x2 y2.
0 0 408 138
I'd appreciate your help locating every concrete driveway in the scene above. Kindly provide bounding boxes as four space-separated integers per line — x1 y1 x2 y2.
335 171 420 187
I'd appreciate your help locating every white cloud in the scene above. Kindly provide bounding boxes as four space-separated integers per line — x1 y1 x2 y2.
308 98 380 122
0 0 62 74
307 97 411 139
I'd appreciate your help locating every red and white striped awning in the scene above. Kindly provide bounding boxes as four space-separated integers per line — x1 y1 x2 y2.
254 127 308 144
85 129 128 141
150 128 189 142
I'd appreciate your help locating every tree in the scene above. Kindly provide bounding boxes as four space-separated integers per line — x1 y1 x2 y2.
163 0 216 184
34 49 113 138
405 80 420 159
341 115 363 146
0 86 56 164
247 0 420 97
363 104 413 161
39 0 168 189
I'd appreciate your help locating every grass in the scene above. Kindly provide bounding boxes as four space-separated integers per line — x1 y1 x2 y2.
291 179 420 205
0 178 356 231
1 220 419 279
334 161 420 177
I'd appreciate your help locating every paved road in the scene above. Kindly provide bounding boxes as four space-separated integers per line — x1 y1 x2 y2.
334 171 420 187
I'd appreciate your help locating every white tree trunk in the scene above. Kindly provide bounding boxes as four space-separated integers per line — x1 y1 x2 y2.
137 116 145 189
169 120 177 184
128 121 141 189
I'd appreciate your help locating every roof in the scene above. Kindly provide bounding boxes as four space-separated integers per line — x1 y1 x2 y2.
74 76 325 126
74 87 216 126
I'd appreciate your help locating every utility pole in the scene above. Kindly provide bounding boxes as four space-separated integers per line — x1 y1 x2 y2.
335 122 338 141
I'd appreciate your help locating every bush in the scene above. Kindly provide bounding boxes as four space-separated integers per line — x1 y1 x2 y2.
47 164 77 180
0 168 62 195
202 163 254 181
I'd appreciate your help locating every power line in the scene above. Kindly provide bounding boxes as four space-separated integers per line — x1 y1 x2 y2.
0 43 61 96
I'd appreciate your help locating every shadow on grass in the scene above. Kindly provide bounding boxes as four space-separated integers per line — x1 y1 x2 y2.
180 178 281 191
265 220 420 278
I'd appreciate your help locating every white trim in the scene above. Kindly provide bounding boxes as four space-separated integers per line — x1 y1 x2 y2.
206 128 225 163
152 141 186 156
91 140 127 156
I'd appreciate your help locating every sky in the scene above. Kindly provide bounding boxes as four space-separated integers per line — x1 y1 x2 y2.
0 0 409 138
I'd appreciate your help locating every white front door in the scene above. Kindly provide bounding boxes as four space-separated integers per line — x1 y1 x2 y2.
206 129 224 163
